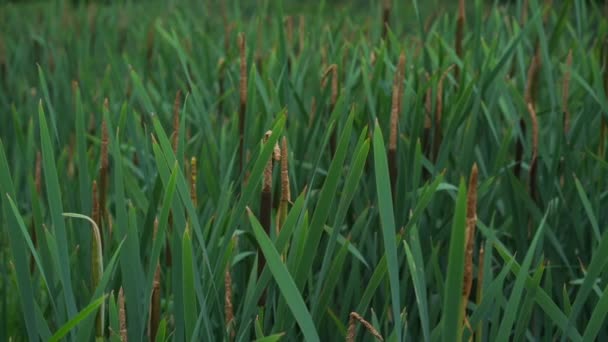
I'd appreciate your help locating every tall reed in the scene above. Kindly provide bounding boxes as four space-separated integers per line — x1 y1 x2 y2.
388 52 406 200
238 33 248 176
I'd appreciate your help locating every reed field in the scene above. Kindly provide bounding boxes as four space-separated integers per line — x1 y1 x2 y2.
0 0 607 340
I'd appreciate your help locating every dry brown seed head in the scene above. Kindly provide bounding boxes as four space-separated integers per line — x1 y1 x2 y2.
527 102 538 160
524 49 541 107
280 137 291 202
118 287 127 342
224 266 234 340
263 131 274 192
285 16 294 46
389 52 406 150
462 163 478 307
190 157 197 207
347 312 384 342
298 15 305 54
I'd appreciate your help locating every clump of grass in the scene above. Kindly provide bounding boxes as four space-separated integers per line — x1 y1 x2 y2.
388 52 406 199
346 312 384 342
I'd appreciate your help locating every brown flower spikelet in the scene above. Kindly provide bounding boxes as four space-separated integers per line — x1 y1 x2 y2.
346 312 384 342
119 287 127 342
225 265 234 341
280 137 291 203
190 157 197 207
463 163 478 302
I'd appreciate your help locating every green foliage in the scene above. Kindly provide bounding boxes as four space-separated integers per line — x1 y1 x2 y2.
0 0 607 340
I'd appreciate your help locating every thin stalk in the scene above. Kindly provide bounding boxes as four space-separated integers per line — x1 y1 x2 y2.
433 65 455 163
238 33 248 177
562 49 573 138
258 131 275 306
149 217 161 341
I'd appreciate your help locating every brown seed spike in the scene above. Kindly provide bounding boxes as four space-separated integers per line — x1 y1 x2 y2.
190 157 197 207
258 131 274 306
118 287 127 342
149 263 161 341
524 47 541 108
298 15 305 56
173 90 182 154
433 65 455 162
389 52 406 151
527 103 539 203
225 265 234 341
92 181 100 240
346 312 384 342
463 163 478 299
280 137 291 203
562 49 573 137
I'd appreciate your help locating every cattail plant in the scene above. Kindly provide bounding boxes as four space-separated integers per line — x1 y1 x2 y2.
433 65 454 163
516 50 540 178
225 262 234 341
461 163 478 331
276 137 290 234
381 0 391 42
527 103 539 204
190 157 197 207
149 217 161 341
298 15 305 57
346 312 384 342
258 131 277 305
388 52 406 200
238 33 248 176
562 49 573 137
455 0 465 80
119 286 127 342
